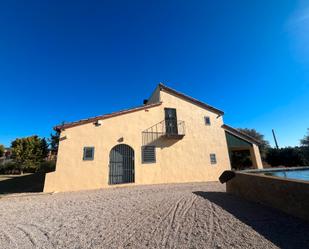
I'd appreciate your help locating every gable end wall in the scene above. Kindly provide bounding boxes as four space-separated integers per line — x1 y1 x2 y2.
44 90 231 192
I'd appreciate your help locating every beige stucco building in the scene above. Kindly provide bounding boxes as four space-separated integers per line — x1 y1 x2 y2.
44 84 263 192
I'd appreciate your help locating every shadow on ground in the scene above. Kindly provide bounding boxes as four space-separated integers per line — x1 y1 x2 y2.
0 173 45 194
193 191 309 249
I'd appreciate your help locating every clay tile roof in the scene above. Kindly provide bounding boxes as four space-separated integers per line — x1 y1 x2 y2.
222 124 261 145
54 83 224 131
158 83 224 115
54 102 162 131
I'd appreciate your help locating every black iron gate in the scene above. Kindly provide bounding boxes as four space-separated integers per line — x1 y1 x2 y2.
109 144 135 185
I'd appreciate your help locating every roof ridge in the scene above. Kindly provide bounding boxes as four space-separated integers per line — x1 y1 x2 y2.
158 83 224 115
54 83 225 131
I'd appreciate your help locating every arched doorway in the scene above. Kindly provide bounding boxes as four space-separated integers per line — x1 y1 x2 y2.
109 144 135 185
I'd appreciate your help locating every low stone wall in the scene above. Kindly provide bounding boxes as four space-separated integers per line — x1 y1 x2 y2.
226 171 309 221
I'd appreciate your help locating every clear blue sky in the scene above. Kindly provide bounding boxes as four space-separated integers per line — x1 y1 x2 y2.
1 0 309 148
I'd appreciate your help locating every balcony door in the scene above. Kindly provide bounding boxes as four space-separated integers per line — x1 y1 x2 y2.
165 108 178 135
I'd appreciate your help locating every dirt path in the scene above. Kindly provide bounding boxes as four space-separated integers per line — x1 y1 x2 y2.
0 182 308 249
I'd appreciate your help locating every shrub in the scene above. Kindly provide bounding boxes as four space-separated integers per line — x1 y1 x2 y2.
230 150 253 170
38 161 56 173
266 147 307 167
0 162 20 174
0 144 4 157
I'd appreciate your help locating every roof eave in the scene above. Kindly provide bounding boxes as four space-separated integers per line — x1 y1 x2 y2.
158 83 224 115
54 102 162 131
222 124 261 145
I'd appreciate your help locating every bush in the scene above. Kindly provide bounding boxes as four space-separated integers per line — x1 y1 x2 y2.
11 136 49 173
230 150 253 170
266 147 307 167
38 161 56 173
0 160 56 174
0 162 20 174
0 144 4 157
300 146 309 165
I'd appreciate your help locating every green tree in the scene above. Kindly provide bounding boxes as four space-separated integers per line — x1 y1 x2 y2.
300 128 309 165
11 136 49 173
49 131 60 154
266 147 306 167
41 138 49 159
300 128 309 147
238 128 270 159
0 144 4 157
230 150 252 170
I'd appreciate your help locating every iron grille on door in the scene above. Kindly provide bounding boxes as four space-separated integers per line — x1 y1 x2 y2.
109 144 135 185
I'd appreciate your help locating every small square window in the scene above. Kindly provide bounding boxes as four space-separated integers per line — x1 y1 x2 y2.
204 116 211 125
210 153 217 164
83 147 94 160
142 146 156 163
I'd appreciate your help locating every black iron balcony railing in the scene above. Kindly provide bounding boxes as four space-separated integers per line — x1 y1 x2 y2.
142 119 185 145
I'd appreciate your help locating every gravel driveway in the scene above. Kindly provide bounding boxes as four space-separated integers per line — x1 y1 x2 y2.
0 182 308 249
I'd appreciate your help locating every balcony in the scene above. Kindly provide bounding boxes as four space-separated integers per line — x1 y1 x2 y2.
142 119 185 145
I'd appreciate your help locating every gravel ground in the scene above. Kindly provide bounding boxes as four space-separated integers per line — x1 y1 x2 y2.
0 182 308 249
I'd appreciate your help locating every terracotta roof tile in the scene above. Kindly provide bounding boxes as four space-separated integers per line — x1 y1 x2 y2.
54 83 225 131
54 102 162 131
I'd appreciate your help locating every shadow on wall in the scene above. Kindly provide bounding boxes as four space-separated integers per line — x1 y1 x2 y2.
0 173 46 194
145 136 181 148
193 191 309 249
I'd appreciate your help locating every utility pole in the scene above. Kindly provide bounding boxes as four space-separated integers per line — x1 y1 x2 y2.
272 129 279 149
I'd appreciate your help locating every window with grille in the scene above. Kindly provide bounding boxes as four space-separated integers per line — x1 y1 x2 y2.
204 116 211 125
142 146 156 163
83 147 95 160
210 153 217 164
